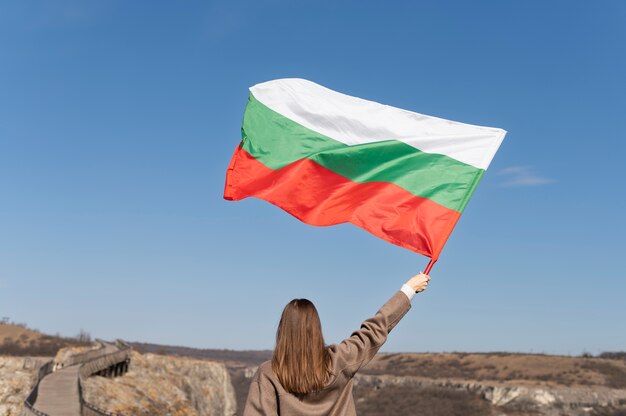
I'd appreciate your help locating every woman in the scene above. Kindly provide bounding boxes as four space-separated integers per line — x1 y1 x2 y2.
244 272 430 416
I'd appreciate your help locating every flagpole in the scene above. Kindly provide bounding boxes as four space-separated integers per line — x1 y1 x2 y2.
424 258 436 275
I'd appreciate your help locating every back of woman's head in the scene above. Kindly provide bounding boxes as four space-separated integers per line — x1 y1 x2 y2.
271 298 331 395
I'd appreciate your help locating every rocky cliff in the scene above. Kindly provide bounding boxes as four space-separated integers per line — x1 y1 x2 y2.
82 351 237 416
353 373 626 416
0 356 45 416
348 352 626 416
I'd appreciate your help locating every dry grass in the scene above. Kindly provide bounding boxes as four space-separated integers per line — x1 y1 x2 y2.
353 385 495 416
580 361 626 389
130 342 272 366
593 408 626 416
0 323 90 356
0 323 42 343
361 352 626 388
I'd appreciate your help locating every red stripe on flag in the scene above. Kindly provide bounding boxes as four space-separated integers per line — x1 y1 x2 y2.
224 145 461 259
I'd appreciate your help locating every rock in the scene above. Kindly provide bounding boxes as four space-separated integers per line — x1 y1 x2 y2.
82 351 237 416
0 356 40 416
53 343 101 369
353 373 626 416
244 366 258 378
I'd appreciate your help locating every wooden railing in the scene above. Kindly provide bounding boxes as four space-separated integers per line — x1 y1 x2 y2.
60 341 107 368
78 341 132 416
82 401 128 416
21 340 131 416
22 360 54 416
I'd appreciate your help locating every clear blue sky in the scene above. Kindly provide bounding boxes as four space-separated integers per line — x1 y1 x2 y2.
1 1 625 355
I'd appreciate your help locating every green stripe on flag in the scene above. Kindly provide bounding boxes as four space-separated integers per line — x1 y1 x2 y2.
242 94 485 213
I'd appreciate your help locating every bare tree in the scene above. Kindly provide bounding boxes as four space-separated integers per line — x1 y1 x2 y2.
76 329 92 344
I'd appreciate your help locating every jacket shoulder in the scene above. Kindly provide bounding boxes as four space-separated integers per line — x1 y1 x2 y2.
258 360 272 374
251 360 277 385
251 360 272 377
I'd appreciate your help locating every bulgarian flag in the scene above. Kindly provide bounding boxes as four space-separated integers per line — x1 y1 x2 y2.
224 79 506 266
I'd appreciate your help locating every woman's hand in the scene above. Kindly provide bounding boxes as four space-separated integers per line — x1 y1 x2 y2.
405 273 431 293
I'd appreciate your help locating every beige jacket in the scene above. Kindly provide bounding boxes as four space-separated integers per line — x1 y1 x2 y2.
243 291 411 416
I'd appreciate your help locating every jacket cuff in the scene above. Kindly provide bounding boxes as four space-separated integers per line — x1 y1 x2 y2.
400 284 416 301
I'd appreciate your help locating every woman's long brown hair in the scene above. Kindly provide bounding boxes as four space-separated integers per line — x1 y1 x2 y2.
271 298 331 395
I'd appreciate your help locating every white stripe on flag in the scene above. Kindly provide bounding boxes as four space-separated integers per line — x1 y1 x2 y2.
250 78 506 170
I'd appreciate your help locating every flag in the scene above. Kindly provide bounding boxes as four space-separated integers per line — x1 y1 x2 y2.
224 79 506 261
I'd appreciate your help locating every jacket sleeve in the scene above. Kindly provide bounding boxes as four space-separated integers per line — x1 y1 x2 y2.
243 374 278 416
333 291 411 378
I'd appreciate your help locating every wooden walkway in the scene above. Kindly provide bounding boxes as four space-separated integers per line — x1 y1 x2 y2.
31 342 126 415
34 364 82 416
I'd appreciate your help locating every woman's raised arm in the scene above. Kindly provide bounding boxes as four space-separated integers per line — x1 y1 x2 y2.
332 273 430 377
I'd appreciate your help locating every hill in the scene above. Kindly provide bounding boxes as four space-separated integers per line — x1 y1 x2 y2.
0 323 42 345
362 352 626 389
0 322 90 357
130 342 271 366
